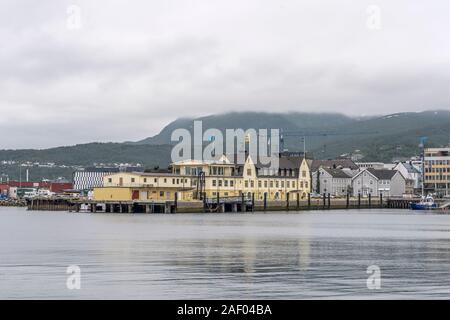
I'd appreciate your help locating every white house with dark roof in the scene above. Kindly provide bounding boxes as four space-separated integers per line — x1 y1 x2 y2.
312 167 352 196
394 162 421 190
351 168 406 197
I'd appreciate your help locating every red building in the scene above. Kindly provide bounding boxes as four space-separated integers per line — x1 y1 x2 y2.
0 181 73 197
48 182 73 193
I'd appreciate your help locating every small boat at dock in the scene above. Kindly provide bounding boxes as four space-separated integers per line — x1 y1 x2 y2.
410 195 438 210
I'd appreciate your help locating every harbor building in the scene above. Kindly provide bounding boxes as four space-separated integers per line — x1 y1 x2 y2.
73 166 143 192
97 172 196 201
424 147 450 196
93 153 312 202
311 167 352 197
351 168 407 197
393 162 421 191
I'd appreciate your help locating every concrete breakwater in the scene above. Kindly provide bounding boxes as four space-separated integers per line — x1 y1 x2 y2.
25 194 415 213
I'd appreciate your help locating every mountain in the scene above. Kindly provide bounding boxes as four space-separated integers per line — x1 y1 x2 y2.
1 110 449 180
135 110 450 161
135 112 354 145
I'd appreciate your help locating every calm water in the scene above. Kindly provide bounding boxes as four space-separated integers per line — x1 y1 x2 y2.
1 207 450 299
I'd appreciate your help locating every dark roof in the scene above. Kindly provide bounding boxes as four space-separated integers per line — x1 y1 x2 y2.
402 163 420 174
310 159 358 172
321 167 352 178
366 168 397 180
80 167 144 173
229 153 305 169
278 156 303 169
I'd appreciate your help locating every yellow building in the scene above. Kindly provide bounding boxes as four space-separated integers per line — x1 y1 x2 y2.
93 153 311 202
94 172 195 201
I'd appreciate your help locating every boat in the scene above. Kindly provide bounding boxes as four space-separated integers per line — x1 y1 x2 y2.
410 195 438 210
410 137 438 211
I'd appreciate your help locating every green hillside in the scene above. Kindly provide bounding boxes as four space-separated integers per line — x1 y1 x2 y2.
1 110 449 181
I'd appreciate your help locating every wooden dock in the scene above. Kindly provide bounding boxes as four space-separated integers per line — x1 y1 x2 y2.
24 193 421 213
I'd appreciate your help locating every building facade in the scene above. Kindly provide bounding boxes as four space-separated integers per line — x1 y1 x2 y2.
424 147 450 196
73 167 143 191
393 162 421 191
351 168 407 197
311 167 352 197
93 154 312 202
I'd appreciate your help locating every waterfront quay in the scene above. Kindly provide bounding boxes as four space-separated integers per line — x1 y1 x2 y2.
26 193 418 213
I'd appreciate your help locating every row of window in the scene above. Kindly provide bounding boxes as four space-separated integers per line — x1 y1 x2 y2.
356 179 390 185
425 175 450 181
211 179 235 187
425 167 450 173
424 160 450 166
109 177 190 185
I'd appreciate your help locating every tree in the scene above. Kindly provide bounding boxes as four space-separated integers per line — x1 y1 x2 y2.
316 169 321 194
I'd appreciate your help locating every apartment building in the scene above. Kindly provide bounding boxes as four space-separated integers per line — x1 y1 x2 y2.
424 147 450 196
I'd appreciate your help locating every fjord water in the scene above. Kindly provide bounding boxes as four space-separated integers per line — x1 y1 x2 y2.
1 207 450 299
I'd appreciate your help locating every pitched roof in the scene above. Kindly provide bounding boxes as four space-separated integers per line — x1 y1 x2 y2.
321 167 352 178
401 162 420 174
310 159 358 172
366 168 397 180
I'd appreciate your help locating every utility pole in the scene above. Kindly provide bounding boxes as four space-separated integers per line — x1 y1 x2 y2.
303 136 306 156
419 137 427 197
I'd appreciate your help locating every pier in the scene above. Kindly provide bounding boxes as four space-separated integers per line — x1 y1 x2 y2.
25 193 402 213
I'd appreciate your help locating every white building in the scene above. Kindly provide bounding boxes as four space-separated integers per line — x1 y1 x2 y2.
351 168 407 197
394 162 421 190
312 167 352 196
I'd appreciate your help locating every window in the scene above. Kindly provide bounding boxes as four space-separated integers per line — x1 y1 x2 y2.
230 180 234 187
144 178 147 183
281 181 284 188
258 181 262 188
247 169 252 175
224 180 228 187
302 171 306 177
131 178 135 183
270 181 273 188
172 178 175 184
264 181 268 188
154 178 157 183
212 180 217 187
218 180 222 187
245 181 248 188
159 191 164 197
108 178 112 183
250 180 254 188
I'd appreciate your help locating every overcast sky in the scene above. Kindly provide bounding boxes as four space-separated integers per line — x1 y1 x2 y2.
1 0 450 149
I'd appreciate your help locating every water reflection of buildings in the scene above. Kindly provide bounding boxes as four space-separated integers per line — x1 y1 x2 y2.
167 232 312 276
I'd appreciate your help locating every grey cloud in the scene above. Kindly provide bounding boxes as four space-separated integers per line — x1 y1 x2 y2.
0 0 450 149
